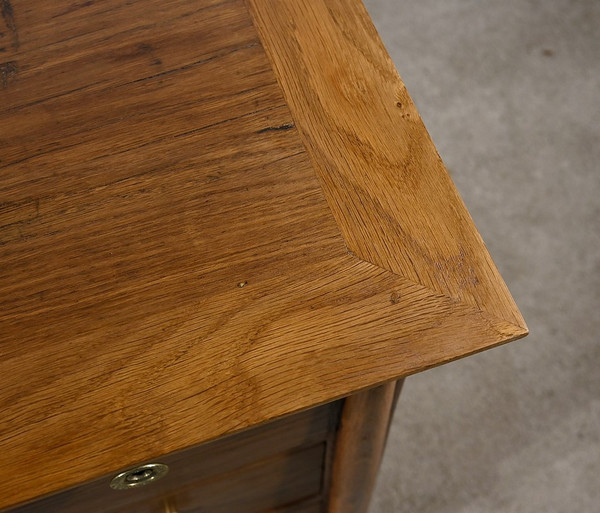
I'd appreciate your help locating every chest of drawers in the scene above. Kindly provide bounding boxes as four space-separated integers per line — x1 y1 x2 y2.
0 0 526 511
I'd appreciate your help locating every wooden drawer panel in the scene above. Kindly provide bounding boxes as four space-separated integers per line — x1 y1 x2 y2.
105 445 325 513
173 444 325 513
269 497 324 513
8 402 340 513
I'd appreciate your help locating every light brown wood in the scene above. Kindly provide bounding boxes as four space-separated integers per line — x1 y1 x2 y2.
327 382 401 513
246 0 526 330
0 0 526 509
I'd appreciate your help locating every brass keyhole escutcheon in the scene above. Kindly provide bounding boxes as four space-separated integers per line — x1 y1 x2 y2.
109 463 169 490
126 468 154 483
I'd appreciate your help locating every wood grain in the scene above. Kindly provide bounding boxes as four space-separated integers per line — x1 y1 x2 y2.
170 444 325 513
246 0 527 330
10 402 340 513
0 0 526 509
81 444 325 513
268 497 324 513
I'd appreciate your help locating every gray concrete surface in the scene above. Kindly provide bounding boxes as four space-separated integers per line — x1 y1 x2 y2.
362 0 600 511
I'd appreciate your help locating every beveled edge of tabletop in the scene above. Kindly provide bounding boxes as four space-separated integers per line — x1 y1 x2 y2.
246 0 527 337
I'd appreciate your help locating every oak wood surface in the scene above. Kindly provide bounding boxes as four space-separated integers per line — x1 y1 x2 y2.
0 0 526 508
10 402 339 513
246 0 526 330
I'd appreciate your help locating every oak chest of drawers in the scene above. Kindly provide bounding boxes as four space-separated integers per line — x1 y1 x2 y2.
0 0 527 511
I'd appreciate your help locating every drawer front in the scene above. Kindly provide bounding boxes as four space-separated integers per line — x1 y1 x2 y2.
105 445 325 513
271 497 324 513
174 444 325 513
8 401 340 513
109 492 324 513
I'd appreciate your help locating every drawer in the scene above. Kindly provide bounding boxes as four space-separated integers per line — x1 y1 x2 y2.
105 444 325 513
171 443 325 513
8 401 340 513
270 497 324 513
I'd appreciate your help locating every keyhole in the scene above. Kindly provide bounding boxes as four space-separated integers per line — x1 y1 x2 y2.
110 463 169 490
125 468 155 483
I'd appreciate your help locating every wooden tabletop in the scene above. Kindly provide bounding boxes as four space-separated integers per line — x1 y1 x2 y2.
0 0 527 508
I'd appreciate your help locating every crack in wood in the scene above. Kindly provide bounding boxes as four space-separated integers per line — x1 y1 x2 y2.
257 123 295 133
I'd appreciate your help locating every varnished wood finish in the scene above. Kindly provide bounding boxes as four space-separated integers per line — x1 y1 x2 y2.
327 382 401 513
0 0 526 509
168 444 325 513
246 0 526 329
10 402 340 513
100 445 324 513
268 497 324 513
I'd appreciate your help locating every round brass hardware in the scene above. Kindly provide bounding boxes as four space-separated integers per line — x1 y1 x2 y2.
109 463 169 490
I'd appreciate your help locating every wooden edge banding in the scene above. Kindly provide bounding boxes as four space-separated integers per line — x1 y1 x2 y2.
327 381 402 513
245 0 527 333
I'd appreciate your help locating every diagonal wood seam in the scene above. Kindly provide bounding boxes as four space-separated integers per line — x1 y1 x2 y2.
244 0 528 341
345 246 528 339
298 139 528 342
343 253 528 348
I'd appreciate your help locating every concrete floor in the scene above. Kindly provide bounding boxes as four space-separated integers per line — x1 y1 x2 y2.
363 0 600 512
